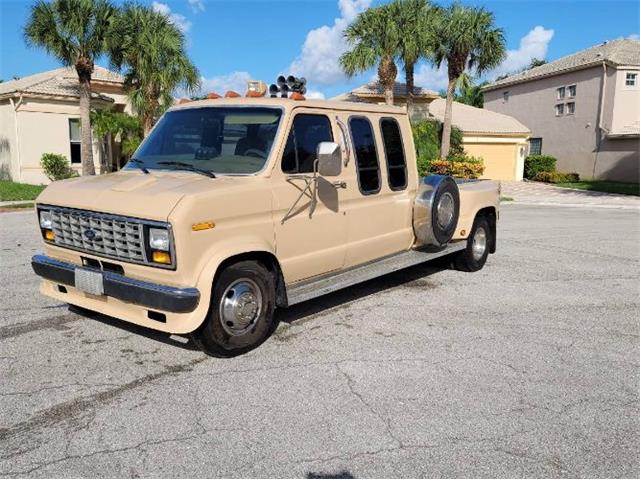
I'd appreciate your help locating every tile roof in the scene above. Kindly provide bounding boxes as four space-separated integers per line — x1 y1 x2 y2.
427 98 530 135
0 66 123 101
484 38 640 91
332 81 439 101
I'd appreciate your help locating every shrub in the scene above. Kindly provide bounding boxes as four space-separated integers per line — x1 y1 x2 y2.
524 154 557 179
428 155 485 179
532 171 580 183
40 153 77 181
412 119 465 171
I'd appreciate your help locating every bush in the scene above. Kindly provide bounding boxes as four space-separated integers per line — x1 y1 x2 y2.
524 154 557 179
413 119 465 173
40 153 77 181
532 171 580 183
428 155 485 179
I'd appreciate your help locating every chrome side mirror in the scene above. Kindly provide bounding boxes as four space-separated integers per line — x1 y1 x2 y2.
316 142 342 177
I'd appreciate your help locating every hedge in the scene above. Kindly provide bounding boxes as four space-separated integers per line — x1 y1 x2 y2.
524 154 557 179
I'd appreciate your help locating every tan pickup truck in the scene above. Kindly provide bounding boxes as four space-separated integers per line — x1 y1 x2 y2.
32 94 499 356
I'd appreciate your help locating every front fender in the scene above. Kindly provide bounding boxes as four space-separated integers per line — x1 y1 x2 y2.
186 237 277 332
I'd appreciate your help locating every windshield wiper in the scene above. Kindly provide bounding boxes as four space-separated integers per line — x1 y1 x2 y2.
129 158 149 174
157 161 216 178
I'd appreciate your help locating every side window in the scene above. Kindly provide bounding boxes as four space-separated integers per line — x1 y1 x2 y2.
281 114 333 174
380 118 407 191
350 117 380 195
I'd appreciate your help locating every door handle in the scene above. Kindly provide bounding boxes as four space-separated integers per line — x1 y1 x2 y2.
332 180 347 189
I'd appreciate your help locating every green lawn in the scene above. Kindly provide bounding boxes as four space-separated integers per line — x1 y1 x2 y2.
0 180 46 201
555 181 640 196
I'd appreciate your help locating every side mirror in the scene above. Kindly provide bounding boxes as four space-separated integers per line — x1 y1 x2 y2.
316 142 342 177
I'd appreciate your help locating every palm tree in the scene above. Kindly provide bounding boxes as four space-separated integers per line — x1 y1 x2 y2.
109 4 199 135
427 4 506 158
391 0 436 111
340 4 400 105
455 73 486 108
25 0 115 175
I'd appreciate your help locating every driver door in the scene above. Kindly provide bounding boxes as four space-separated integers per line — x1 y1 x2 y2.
271 110 348 284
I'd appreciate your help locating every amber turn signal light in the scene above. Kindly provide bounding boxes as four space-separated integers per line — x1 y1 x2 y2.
192 221 215 231
152 251 171 264
44 230 55 241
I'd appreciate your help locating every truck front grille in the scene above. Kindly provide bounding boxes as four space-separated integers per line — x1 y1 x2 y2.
49 207 146 262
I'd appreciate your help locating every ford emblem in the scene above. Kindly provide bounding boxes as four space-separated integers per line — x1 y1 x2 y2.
84 228 100 241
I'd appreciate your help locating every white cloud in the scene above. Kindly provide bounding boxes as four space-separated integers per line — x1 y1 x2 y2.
487 26 554 79
200 71 252 95
152 1 192 33
305 90 326 100
627 33 639 40
187 0 205 13
288 0 372 86
414 63 449 92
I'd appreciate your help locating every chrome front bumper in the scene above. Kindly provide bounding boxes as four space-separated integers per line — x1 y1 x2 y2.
31 255 199 313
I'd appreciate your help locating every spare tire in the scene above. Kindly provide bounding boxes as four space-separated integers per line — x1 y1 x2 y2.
413 175 460 247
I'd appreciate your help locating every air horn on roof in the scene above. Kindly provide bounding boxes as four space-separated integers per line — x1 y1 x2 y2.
270 75 306 98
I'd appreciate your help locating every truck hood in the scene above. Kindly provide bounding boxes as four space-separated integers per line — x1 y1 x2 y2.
36 170 211 221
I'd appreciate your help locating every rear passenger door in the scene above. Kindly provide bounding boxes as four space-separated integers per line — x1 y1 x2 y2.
341 114 414 268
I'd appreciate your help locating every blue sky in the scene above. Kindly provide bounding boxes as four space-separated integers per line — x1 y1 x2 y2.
1 0 638 99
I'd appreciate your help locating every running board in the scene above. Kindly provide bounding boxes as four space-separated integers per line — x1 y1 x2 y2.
286 241 466 306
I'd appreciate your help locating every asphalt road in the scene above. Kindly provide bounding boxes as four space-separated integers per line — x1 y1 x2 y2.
1 204 638 478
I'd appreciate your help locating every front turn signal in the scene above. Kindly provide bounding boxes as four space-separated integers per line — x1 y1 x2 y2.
44 230 55 241
152 251 171 264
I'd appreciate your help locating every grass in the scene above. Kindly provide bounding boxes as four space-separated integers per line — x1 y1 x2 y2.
554 181 639 196
0 180 46 201
500 196 514 202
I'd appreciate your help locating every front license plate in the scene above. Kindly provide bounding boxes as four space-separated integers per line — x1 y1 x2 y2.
75 268 104 296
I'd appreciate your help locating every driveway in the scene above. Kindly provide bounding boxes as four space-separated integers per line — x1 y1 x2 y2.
1 204 638 478
501 181 640 209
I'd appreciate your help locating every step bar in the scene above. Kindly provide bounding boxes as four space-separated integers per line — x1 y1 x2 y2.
286 241 466 306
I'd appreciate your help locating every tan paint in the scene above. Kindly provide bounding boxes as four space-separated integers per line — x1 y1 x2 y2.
36 97 498 334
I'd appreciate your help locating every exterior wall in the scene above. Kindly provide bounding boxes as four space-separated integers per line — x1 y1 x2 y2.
0 100 19 181
610 66 640 134
462 135 528 181
14 98 103 184
484 65 639 182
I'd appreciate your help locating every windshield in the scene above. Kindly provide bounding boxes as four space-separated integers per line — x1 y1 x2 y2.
127 107 283 175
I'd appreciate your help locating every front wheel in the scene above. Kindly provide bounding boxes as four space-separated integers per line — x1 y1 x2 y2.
190 260 277 357
453 216 491 272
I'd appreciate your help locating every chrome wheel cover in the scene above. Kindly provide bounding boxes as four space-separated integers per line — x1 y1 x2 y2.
472 227 487 261
219 278 263 336
436 192 455 229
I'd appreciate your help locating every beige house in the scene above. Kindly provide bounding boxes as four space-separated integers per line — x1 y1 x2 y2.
427 98 530 181
0 66 131 184
333 81 440 118
334 82 530 181
483 39 640 182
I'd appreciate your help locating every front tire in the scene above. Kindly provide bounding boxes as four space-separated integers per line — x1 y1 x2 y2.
191 261 277 357
453 215 491 272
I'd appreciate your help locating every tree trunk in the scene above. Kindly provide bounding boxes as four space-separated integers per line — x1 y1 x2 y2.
78 76 95 176
440 76 457 160
405 62 415 115
106 132 114 172
378 55 398 106
143 115 154 137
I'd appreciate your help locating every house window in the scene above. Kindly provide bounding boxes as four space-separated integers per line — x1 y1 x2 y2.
380 118 407 191
68 119 81 164
568 85 576 97
350 117 381 195
626 73 637 86
503 91 509 102
281 114 333 174
567 102 575 115
556 86 565 99
555 104 564 116
529 138 542 155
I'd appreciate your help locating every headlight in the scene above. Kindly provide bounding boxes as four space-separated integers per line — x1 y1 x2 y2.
39 210 52 229
149 228 170 251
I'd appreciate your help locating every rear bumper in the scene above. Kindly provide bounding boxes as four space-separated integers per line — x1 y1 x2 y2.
31 254 200 314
